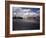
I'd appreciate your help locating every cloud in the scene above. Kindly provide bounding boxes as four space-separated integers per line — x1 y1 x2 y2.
36 10 40 13
13 7 32 13
13 7 39 18
13 12 38 18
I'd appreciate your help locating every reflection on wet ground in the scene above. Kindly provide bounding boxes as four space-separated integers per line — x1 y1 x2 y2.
13 18 40 31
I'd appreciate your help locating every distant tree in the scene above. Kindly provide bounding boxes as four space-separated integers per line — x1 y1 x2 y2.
13 17 23 19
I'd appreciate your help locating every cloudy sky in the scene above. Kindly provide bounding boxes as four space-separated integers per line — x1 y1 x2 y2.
12 7 40 17
13 7 40 13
